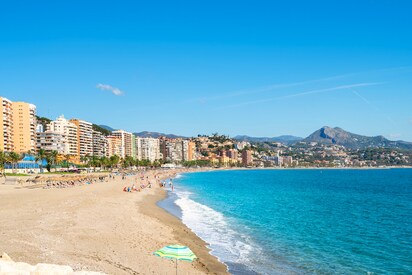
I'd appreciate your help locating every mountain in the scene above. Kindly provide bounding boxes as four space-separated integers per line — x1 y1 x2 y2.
234 135 303 145
304 126 412 150
98 125 116 132
134 131 187 139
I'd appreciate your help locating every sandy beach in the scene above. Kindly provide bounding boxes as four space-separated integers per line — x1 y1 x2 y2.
0 169 228 274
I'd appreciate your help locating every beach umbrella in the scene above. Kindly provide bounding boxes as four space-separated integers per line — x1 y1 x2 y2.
154 245 197 275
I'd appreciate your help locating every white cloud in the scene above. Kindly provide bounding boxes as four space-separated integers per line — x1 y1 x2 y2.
96 83 124 96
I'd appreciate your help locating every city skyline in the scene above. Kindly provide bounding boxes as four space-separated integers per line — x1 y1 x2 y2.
1 1 411 140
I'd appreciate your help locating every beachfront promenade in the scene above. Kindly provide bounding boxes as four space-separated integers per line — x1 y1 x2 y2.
0 169 228 275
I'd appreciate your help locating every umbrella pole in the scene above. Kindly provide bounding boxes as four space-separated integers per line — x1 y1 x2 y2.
176 259 178 275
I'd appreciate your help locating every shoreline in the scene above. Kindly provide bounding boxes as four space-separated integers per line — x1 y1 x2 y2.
140 181 229 274
0 169 228 274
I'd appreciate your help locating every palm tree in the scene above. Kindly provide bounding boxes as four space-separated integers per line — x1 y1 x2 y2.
45 150 58 172
109 155 120 169
36 149 47 173
0 151 7 178
64 154 71 170
9 152 23 174
56 154 65 169
100 156 109 170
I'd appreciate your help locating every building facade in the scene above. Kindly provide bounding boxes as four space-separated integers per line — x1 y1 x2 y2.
107 135 122 157
36 131 66 154
0 97 14 152
70 119 93 158
48 115 79 156
111 130 134 158
136 137 162 162
242 150 253 167
12 101 37 153
92 130 108 157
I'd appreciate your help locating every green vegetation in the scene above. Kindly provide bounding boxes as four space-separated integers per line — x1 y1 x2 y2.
36 115 52 130
182 160 211 167
92 124 112 136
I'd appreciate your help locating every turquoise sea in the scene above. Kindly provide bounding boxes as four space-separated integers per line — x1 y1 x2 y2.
159 169 412 274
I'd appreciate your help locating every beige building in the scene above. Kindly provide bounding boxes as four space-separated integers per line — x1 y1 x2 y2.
112 130 134 158
107 135 122 157
182 140 197 161
0 97 14 152
92 130 108 157
12 101 37 153
136 137 162 162
70 119 93 158
36 131 66 154
48 115 79 157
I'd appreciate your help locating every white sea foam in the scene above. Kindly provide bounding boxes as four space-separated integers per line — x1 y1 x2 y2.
174 191 260 270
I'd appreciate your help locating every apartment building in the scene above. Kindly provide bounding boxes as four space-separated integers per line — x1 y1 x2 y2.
242 150 253 167
160 138 195 163
0 97 14 152
136 137 162 162
226 149 238 160
70 119 93 157
12 101 37 153
187 141 196 161
107 135 122 157
48 115 78 156
92 130 108 157
111 130 134 158
36 131 66 154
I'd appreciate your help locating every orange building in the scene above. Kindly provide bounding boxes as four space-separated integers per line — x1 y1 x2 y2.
70 119 93 158
12 101 37 153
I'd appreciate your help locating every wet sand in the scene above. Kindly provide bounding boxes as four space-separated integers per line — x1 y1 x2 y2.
0 169 228 274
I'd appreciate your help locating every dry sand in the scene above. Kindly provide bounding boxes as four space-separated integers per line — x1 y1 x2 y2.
0 170 228 274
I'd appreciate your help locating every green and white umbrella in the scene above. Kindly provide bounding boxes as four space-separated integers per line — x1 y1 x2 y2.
154 245 197 274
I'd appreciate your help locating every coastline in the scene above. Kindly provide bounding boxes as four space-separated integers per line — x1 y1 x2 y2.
0 169 228 274
140 184 229 274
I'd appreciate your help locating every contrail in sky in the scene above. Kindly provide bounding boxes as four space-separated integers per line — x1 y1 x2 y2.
188 66 410 104
351 89 396 125
218 82 381 110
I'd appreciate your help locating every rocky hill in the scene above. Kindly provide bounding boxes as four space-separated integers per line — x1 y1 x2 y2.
234 135 303 145
304 126 412 150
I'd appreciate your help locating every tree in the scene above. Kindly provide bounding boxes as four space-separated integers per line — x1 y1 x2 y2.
100 156 109 170
64 154 72 169
8 152 23 173
109 155 120 169
36 149 47 173
46 150 58 172
0 151 8 178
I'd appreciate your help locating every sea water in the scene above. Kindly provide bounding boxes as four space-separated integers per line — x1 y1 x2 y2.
159 169 412 274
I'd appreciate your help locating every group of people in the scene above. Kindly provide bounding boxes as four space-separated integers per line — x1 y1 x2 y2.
123 172 153 193
160 178 174 191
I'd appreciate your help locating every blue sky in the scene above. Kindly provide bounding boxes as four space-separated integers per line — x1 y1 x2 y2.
1 1 411 140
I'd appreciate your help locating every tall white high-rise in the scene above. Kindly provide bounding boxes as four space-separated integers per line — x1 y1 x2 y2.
48 115 79 156
136 137 161 162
